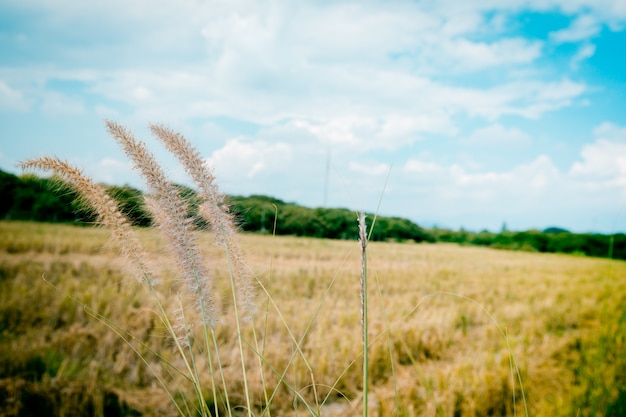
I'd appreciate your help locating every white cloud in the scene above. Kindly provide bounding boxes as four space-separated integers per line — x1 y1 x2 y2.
461 124 532 147
292 117 375 148
207 138 292 180
570 43 596 69
349 161 390 176
0 81 30 111
404 159 444 176
593 121 626 141
550 14 601 43
512 154 561 190
130 86 154 102
570 122 626 186
438 78 586 120
446 155 559 192
438 37 542 70
290 114 455 152
40 91 86 117
92 157 133 184
440 12 484 36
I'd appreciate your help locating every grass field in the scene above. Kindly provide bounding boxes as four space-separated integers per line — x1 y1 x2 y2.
1 220 625 416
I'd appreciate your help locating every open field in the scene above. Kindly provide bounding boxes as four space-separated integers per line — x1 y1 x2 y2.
1 220 625 416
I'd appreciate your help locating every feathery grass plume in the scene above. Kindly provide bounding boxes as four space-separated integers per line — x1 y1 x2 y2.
104 120 219 328
149 123 256 417
143 196 217 328
149 123 256 320
17 157 153 284
105 121 222 417
358 211 369 417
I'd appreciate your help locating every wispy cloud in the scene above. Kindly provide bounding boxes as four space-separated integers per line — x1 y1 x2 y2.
570 43 596 69
0 81 30 111
550 14 601 43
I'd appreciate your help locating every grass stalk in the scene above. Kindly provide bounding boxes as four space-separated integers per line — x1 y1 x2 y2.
358 212 369 417
223 242 254 417
257 204 280 417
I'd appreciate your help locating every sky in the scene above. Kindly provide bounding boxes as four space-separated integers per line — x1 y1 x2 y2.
1 0 626 234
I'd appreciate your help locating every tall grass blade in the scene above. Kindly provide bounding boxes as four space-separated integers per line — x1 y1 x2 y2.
358 212 369 417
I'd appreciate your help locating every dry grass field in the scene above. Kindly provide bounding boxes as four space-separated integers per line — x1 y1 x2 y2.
1 220 625 416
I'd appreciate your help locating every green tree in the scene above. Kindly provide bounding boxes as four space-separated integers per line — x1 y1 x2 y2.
0 170 19 219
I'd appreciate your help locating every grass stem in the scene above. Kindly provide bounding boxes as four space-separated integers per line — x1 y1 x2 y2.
358 212 369 417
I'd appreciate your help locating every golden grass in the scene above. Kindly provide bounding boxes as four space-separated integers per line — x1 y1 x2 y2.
1 220 625 416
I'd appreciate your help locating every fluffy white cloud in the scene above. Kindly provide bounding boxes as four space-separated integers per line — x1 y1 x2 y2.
570 122 626 186
290 113 455 152
291 117 376 148
207 138 292 180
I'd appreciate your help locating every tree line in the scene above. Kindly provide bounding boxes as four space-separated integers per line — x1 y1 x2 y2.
227 194 434 242
1 168 624 260
0 169 150 226
430 227 625 260
0 169 433 243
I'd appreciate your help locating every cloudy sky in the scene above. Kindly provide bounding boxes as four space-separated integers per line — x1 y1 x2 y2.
2 1 626 233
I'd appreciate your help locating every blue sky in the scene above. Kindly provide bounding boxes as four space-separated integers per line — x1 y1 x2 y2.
1 1 626 233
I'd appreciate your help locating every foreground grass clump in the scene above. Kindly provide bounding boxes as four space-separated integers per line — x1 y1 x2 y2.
14 121 260 417
1 218 625 416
